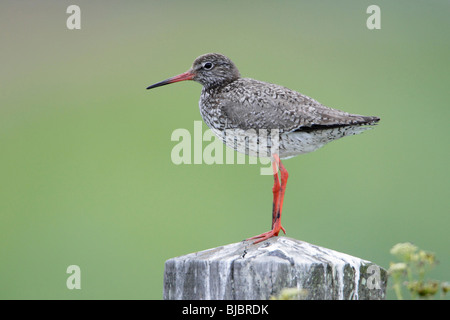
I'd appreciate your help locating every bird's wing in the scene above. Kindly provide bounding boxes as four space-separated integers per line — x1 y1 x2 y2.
220 79 378 133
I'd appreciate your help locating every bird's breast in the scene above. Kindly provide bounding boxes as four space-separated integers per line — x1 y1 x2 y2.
199 90 227 131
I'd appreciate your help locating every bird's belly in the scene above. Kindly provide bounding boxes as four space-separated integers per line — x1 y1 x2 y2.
209 127 275 158
207 125 374 160
207 127 326 159
278 125 373 159
278 132 326 159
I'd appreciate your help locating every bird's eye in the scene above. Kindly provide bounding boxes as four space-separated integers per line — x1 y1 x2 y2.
203 62 213 70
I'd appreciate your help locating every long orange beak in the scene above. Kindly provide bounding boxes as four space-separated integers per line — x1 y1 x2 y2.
146 71 194 90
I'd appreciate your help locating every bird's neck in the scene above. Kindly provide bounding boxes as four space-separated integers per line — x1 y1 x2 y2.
202 77 240 92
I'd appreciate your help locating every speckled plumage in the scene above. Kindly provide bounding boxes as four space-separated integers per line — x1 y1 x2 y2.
192 53 379 159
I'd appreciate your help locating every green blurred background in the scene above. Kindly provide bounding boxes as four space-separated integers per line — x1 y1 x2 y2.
0 0 448 299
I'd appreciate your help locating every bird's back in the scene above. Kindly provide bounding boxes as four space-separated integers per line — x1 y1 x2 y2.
200 78 378 133
199 78 379 158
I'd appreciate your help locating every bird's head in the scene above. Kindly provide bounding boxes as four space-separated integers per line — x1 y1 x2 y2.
146 53 240 90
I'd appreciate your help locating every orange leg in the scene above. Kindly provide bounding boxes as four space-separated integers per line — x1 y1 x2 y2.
271 160 281 229
247 154 288 244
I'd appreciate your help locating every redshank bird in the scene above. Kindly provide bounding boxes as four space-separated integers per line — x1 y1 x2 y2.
146 53 380 244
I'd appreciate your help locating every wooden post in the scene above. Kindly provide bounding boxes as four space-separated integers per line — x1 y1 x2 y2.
163 237 387 300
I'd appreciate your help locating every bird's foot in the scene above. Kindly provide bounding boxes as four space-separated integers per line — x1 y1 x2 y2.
246 225 286 244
